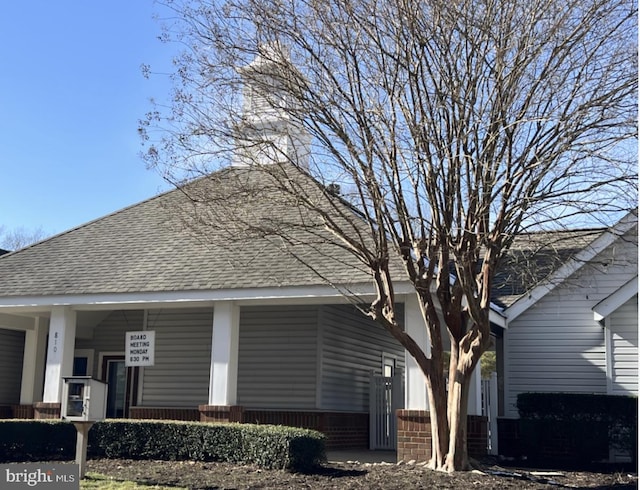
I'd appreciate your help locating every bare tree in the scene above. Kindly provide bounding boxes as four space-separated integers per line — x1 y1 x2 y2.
141 0 637 471
0 226 48 252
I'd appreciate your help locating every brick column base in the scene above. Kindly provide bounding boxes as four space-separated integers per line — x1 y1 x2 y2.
198 405 245 423
467 415 489 457
33 402 61 420
396 410 488 463
397 410 432 462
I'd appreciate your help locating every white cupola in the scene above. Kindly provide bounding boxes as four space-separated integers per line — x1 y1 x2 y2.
233 44 310 169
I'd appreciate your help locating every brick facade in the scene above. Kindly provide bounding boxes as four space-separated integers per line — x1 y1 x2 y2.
11 405 34 419
33 402 61 420
396 409 431 462
243 410 368 449
8 402 489 457
198 406 368 449
397 410 488 462
4 402 367 448
129 407 200 421
199 405 244 423
467 415 489 456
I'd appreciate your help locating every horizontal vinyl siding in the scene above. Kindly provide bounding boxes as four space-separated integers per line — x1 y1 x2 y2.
609 295 638 395
505 233 637 418
237 305 318 409
320 304 405 411
0 329 24 404
506 296 607 416
141 308 213 408
75 310 144 377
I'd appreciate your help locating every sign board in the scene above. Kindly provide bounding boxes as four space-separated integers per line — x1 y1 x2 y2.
125 331 155 367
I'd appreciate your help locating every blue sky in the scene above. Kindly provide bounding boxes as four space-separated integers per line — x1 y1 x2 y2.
0 1 177 238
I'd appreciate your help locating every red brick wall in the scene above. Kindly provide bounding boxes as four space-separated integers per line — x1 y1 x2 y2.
322 412 368 449
33 402 61 420
243 410 368 449
397 410 488 462
397 409 432 462
11 405 34 419
467 415 489 456
199 405 244 423
198 406 367 449
3 402 367 449
129 407 200 421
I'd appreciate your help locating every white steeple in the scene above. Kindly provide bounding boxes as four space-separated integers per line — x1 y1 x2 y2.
233 44 310 169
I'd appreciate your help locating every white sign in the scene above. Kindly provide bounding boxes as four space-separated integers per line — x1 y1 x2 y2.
125 331 155 367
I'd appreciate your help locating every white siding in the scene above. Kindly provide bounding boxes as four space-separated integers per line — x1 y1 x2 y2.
141 308 213 407
320 304 405 411
505 231 638 418
609 295 638 395
0 328 25 404
237 305 318 409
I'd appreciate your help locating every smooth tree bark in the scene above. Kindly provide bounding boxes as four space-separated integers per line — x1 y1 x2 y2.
141 0 637 471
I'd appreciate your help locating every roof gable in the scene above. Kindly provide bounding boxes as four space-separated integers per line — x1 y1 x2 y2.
505 211 638 321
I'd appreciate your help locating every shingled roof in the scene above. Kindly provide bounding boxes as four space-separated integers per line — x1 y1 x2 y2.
0 163 621 307
0 166 377 298
492 228 607 308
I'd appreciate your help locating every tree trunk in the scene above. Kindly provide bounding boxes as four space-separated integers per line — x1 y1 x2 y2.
444 370 472 472
425 370 449 469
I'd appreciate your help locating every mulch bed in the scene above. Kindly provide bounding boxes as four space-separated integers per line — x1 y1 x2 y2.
85 458 638 489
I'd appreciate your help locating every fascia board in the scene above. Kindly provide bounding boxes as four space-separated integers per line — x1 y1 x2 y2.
506 214 637 322
593 277 638 322
0 282 409 312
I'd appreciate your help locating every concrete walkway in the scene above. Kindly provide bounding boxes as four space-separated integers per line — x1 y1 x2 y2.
326 449 397 464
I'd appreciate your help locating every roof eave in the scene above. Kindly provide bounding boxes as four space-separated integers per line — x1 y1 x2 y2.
505 212 638 322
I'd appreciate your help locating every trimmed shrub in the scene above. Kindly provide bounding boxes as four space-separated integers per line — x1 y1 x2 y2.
0 420 325 471
0 420 75 462
517 393 637 467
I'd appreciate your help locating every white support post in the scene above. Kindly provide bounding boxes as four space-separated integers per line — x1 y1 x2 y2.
404 294 429 410
20 317 48 404
43 307 76 403
208 302 240 406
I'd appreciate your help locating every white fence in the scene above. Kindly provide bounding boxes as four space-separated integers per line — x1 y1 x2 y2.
481 372 499 455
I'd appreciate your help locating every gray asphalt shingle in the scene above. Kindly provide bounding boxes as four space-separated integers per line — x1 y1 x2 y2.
0 166 376 298
0 164 610 306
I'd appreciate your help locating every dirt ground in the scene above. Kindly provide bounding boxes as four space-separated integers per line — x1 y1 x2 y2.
86 458 638 489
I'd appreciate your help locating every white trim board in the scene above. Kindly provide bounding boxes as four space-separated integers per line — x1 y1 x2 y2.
593 277 638 322
506 212 637 322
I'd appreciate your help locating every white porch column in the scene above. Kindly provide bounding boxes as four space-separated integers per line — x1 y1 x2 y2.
208 301 240 405
20 317 48 404
42 307 76 403
404 294 429 410
467 363 482 415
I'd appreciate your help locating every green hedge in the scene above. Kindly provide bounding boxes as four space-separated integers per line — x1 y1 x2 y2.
0 420 326 471
0 420 76 462
517 393 637 466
